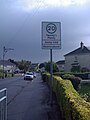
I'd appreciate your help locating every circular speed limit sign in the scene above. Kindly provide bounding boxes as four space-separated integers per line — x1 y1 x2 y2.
46 23 57 34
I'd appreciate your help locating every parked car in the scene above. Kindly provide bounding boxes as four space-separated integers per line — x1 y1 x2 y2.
24 72 34 80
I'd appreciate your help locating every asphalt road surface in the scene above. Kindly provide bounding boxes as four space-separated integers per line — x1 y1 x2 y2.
0 73 63 120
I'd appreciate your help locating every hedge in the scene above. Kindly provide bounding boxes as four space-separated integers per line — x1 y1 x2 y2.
53 72 90 79
42 73 90 120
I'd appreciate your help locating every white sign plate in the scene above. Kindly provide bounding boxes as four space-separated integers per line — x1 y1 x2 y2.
42 22 61 49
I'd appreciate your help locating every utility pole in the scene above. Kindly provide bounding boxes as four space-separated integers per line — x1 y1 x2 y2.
3 46 14 79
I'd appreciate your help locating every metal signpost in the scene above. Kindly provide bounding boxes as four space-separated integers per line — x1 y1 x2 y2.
42 22 61 104
42 22 61 49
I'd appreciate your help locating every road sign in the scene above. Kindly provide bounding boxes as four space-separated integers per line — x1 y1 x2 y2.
42 22 61 49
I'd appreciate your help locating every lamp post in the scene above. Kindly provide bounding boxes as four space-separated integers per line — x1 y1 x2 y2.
3 46 14 79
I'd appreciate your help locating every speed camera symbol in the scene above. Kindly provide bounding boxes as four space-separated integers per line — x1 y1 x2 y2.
46 23 57 34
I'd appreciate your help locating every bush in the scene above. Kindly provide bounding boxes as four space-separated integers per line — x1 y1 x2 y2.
62 74 81 91
81 67 90 72
0 72 3 78
62 74 75 79
69 77 82 91
45 61 60 73
79 84 90 102
81 93 90 102
42 73 47 82
74 73 89 79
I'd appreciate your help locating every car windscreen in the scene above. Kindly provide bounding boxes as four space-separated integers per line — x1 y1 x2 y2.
26 73 33 75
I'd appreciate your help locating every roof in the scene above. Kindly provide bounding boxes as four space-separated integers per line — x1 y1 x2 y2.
56 60 65 64
64 46 90 56
0 60 16 66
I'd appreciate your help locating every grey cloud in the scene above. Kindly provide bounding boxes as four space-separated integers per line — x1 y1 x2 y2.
0 1 90 63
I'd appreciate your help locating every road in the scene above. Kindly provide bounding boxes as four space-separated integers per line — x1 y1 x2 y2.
0 73 63 120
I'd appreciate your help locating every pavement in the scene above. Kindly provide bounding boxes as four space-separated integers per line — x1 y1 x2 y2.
81 79 90 84
7 73 63 120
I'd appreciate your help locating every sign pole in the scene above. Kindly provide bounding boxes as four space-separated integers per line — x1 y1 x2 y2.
42 21 61 105
50 49 53 105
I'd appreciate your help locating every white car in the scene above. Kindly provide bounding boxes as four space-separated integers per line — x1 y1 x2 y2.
33 72 36 78
24 72 34 80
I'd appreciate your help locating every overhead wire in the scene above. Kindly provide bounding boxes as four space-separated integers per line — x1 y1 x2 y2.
6 0 47 46
2 0 48 60
0 0 49 60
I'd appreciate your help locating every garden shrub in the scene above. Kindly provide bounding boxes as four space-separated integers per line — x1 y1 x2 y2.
79 84 90 102
42 73 90 120
69 77 82 91
62 74 75 79
62 74 81 91
73 73 89 79
0 72 3 78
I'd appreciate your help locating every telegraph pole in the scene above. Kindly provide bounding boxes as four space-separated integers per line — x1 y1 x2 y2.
3 46 14 79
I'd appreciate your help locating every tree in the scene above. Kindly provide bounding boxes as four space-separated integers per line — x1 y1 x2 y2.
45 61 60 73
8 59 18 65
39 63 46 69
17 60 31 72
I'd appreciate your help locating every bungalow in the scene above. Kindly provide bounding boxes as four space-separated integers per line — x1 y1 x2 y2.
0 60 17 73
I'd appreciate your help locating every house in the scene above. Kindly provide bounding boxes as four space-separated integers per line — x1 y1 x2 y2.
0 60 17 73
64 42 90 72
56 60 65 71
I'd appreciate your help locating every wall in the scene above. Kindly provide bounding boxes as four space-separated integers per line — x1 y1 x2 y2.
65 53 90 72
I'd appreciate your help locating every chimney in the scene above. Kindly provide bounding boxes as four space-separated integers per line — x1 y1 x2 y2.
80 42 84 49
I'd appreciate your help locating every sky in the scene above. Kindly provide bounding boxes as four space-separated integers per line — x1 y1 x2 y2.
0 0 90 63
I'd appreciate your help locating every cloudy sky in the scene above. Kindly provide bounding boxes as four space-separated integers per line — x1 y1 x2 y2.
0 0 90 63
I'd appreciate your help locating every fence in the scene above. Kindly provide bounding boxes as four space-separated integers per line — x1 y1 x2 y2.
0 88 7 120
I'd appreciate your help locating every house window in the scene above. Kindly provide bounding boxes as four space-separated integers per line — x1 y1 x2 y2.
74 56 78 62
71 56 80 72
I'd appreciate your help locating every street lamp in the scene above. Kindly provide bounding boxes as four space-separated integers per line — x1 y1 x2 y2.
3 46 14 79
